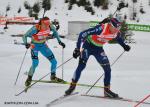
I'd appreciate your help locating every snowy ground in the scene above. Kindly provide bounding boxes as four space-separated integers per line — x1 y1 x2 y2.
0 0 150 106
0 25 150 107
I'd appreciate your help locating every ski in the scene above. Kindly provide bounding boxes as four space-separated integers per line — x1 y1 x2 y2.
32 80 103 88
81 94 150 105
46 92 79 107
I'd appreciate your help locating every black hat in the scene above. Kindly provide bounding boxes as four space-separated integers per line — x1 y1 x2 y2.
110 18 121 28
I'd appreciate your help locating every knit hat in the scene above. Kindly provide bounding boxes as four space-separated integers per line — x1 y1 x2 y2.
110 18 121 28
39 17 50 25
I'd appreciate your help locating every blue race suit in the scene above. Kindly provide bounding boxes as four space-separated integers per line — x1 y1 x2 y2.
72 24 127 86
22 24 62 77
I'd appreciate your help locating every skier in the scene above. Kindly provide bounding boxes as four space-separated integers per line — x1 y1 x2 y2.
52 19 60 31
65 17 131 98
22 17 65 87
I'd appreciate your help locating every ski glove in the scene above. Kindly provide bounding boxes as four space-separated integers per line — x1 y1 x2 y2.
59 41 65 48
73 48 80 59
25 43 30 49
123 45 131 51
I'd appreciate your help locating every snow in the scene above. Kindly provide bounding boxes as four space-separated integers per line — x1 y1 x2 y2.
0 0 150 107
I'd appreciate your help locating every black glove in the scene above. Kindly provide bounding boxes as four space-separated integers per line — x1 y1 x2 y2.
123 45 131 51
25 43 30 49
59 41 65 48
73 48 80 59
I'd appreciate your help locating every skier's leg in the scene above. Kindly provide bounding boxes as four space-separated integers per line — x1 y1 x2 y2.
65 49 90 95
28 49 39 76
40 44 57 72
40 44 64 82
94 49 119 98
25 49 39 86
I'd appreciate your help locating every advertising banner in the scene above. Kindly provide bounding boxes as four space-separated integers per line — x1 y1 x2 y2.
89 21 150 32
0 16 34 25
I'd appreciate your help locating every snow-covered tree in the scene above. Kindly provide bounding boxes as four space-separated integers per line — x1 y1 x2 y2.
102 0 108 10
65 0 69 3
33 2 41 14
32 2 41 19
68 0 77 10
132 0 137 3
5 4 10 16
17 7 21 14
24 1 31 9
93 0 102 7
42 0 51 17
77 0 87 7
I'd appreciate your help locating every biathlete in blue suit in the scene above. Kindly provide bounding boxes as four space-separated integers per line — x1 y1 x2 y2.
65 17 131 98
22 17 65 87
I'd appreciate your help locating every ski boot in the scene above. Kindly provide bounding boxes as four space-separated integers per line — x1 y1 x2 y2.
65 80 76 95
50 73 65 83
104 85 119 98
25 75 32 87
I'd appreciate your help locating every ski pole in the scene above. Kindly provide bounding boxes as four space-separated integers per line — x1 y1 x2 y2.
112 1 128 17
15 57 73 96
14 49 28 85
61 48 64 80
134 94 150 107
85 51 125 95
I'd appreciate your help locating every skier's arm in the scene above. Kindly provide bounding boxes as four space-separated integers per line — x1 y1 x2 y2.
50 24 61 43
22 26 38 44
115 32 131 51
76 25 103 49
51 24 65 48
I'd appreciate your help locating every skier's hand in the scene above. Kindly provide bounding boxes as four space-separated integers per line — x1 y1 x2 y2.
123 45 131 51
25 43 30 49
59 41 65 48
73 48 80 59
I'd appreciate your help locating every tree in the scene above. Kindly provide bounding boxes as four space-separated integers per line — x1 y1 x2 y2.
24 1 41 19
24 1 31 9
65 0 69 3
84 1 95 15
33 2 41 14
70 0 77 5
139 3 145 14
140 8 145 14
32 2 41 19
68 0 77 10
93 0 102 7
6 5 10 12
132 0 137 3
77 0 87 7
5 4 10 16
28 9 33 17
124 14 127 20
17 7 21 14
42 0 51 17
102 0 108 10
33 2 40 13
